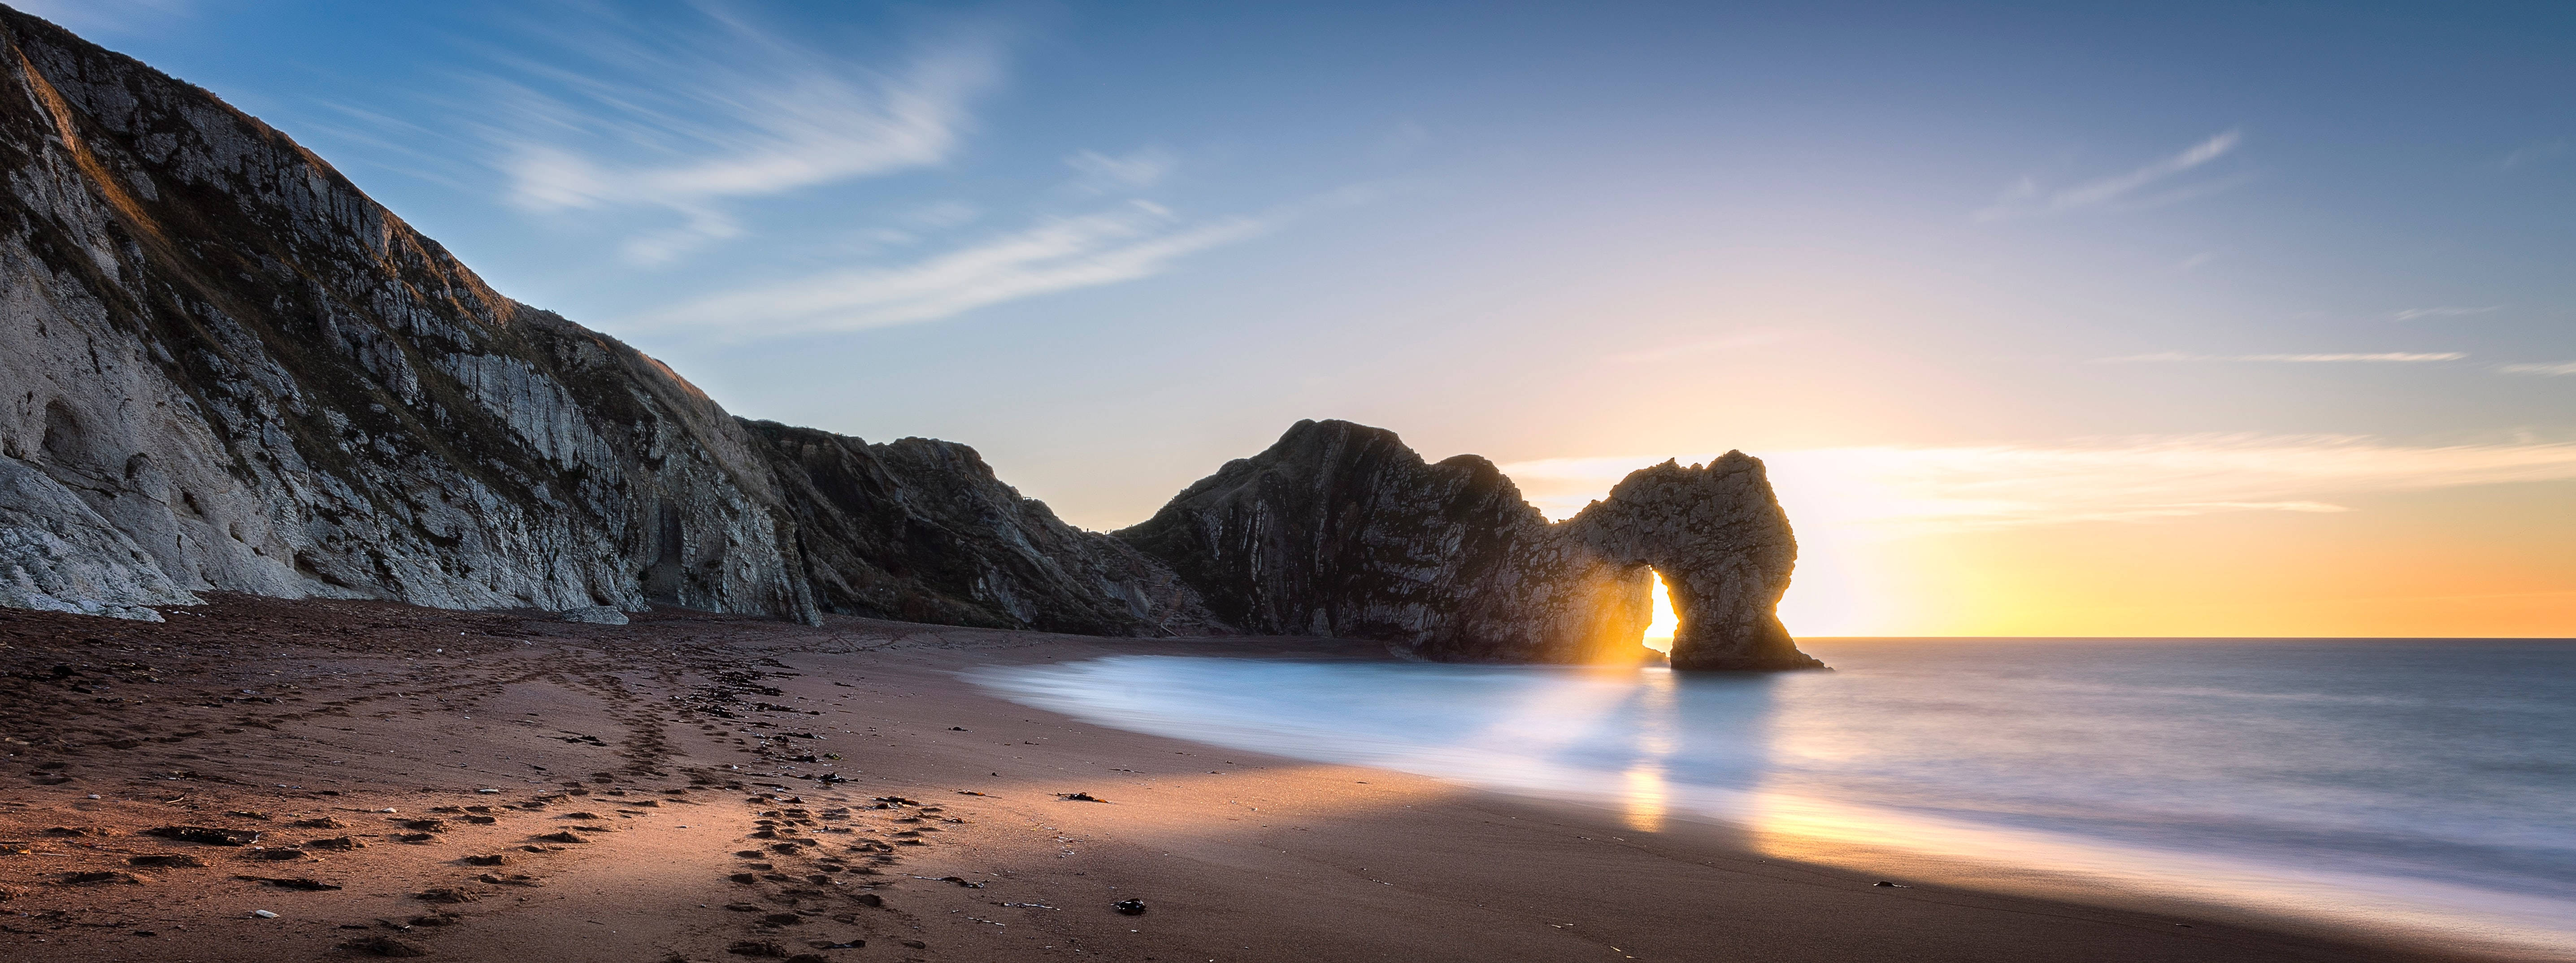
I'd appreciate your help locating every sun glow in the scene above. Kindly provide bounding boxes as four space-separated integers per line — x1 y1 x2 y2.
1501 444 2576 638
1642 569 1679 653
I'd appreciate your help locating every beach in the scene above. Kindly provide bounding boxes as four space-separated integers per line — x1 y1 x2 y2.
0 598 2509 962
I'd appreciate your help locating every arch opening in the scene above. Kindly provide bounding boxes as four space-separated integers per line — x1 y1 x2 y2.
1641 567 1681 655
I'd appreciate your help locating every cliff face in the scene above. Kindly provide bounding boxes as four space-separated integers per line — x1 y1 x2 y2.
0 9 1812 669
0 7 1193 634
1120 421 1823 670
1114 420 1652 663
742 422 1212 634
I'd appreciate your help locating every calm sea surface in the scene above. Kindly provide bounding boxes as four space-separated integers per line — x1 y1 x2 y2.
974 639 2576 957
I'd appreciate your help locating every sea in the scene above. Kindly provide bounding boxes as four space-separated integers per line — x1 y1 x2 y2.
974 639 2576 958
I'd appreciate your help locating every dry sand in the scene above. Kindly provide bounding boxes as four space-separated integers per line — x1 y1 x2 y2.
0 596 2501 962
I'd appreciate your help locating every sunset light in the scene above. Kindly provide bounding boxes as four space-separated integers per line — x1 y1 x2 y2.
4 4 2567 961
1642 569 1679 653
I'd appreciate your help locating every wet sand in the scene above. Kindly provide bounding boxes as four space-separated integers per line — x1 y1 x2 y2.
0 596 2505 962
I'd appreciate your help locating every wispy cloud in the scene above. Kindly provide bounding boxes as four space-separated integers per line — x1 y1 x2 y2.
1499 436 2576 534
1976 130 2246 221
481 9 1004 263
1064 148 1176 193
2394 306 2502 321
2098 351 2465 364
630 201 1275 338
2500 361 2576 377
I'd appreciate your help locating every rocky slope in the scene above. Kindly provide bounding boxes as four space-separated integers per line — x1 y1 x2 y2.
0 8 1811 669
742 422 1209 634
1120 421 1823 670
0 6 1198 634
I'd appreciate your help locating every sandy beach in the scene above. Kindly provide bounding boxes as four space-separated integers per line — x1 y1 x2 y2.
0 597 2506 963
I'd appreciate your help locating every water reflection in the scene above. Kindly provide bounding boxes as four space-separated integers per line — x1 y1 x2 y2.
973 645 2576 959
974 656 1780 827
1619 668 1676 831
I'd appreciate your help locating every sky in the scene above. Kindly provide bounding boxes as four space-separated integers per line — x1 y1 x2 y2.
28 0 2576 637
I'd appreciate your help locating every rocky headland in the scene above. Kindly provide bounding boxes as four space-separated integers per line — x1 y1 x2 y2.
0 6 1817 671
1118 420 1819 671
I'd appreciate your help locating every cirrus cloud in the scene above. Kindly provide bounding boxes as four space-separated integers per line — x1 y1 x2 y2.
628 202 1276 338
482 7 1006 264
1976 130 2249 221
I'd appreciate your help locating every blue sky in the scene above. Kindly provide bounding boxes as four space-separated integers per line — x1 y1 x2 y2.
31 0 2576 634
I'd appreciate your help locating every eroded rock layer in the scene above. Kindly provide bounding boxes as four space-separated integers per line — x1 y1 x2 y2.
0 8 1198 634
1120 421 1824 670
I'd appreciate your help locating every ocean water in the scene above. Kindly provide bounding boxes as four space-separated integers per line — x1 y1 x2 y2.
974 639 2576 958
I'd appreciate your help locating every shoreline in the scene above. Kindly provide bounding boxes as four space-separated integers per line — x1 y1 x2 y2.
0 596 2520 962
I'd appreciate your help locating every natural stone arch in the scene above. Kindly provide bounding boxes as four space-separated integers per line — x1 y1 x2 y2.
1120 420 1826 670
1567 454 1823 671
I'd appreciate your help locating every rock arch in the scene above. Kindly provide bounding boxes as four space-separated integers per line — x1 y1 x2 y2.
1119 420 1827 671
1565 455 1823 671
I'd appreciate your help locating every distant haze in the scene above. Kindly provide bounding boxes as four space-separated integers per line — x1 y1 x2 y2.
56 1 2576 636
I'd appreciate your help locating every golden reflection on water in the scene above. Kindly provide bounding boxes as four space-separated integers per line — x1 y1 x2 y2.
1620 667 1679 832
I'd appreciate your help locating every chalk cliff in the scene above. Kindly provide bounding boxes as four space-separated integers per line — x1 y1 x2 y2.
0 9 1811 669
1119 420 1823 670
0 7 1196 633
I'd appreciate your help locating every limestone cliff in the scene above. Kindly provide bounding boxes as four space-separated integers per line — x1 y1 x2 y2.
1119 421 1823 670
0 9 1812 670
0 7 1195 634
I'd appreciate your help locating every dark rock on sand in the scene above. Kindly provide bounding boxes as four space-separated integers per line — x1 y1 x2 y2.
558 605 630 625
56 870 140 885
143 825 260 846
236 875 340 890
338 936 429 958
